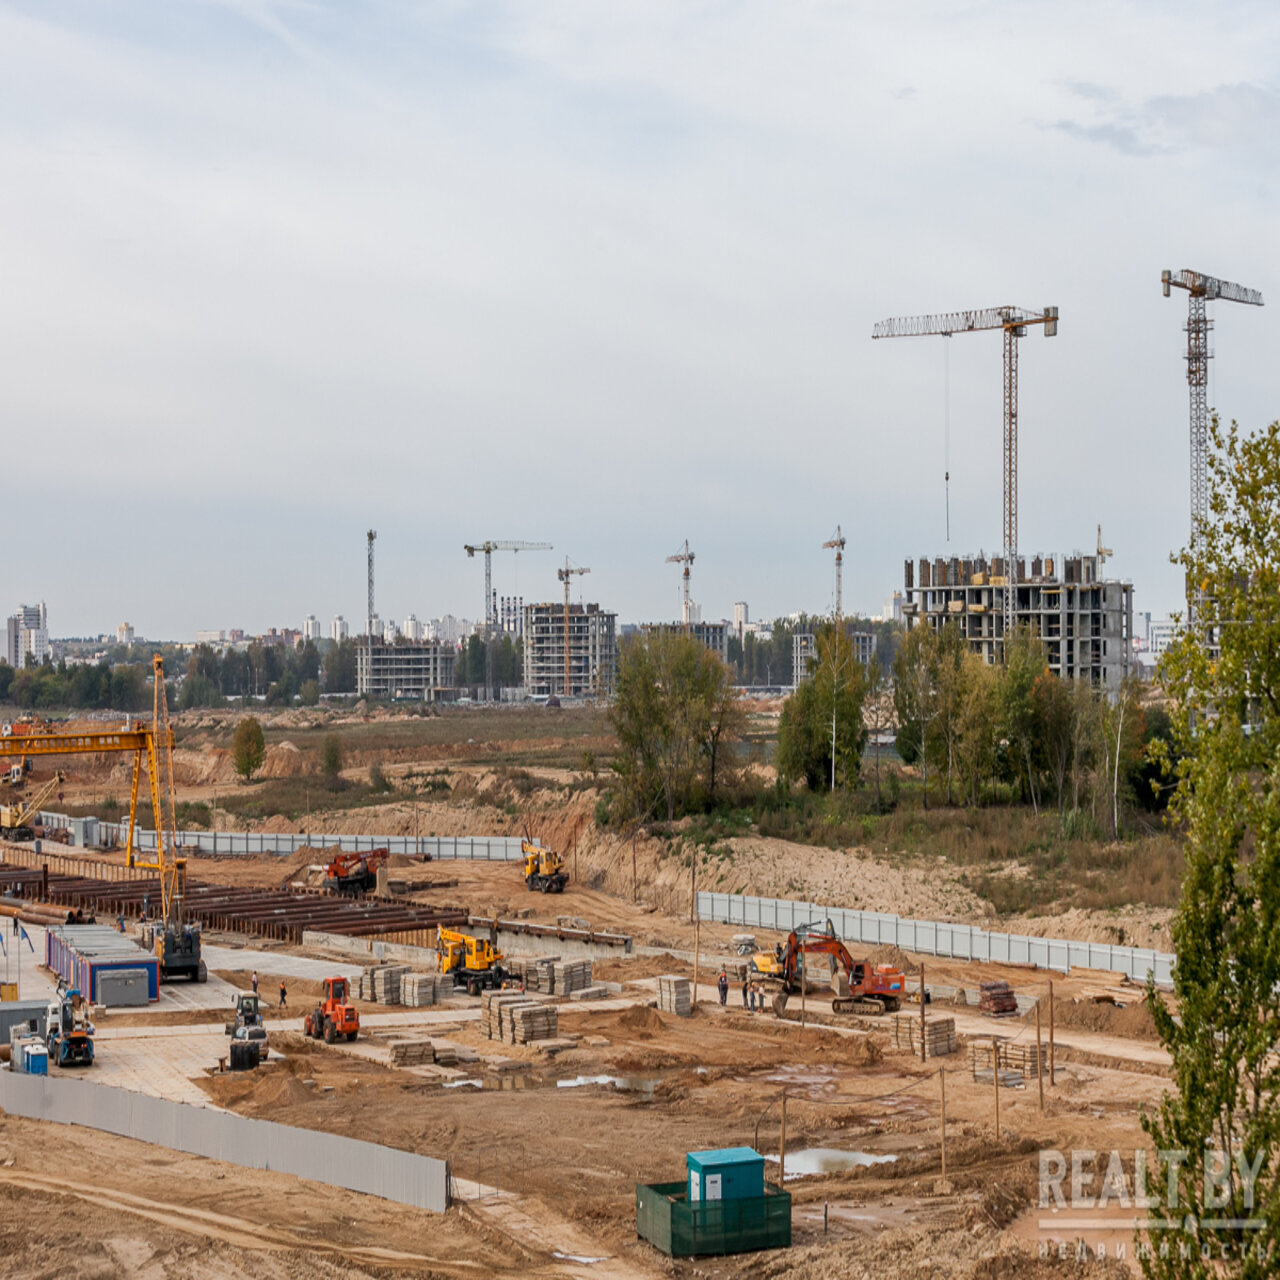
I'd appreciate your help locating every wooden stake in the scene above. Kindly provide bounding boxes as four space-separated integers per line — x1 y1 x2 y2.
1048 978 1056 1086
920 962 927 1063
779 1091 787 1186
1036 997 1045 1111
690 847 696 924
632 831 638 904
992 1035 1001 1140
939 1064 948 1186
800 943 806 1029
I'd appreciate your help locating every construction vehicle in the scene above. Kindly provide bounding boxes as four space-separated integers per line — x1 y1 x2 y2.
304 976 359 1043
765 922 906 1017
323 848 389 895
45 986 94 1067
225 991 264 1037
0 771 64 841
437 926 506 995
522 838 568 894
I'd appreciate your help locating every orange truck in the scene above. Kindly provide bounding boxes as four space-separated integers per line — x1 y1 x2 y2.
323 849 389 895
304 976 360 1043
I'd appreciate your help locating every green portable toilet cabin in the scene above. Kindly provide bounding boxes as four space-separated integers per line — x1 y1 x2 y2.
687 1147 765 1203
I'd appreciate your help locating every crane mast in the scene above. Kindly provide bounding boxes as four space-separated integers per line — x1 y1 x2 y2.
665 541 695 633
873 305 1058 651
1161 269 1263 577
822 525 847 621
556 558 591 696
464 540 552 698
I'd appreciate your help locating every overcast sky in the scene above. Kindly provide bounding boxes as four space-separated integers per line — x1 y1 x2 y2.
3 1 1277 640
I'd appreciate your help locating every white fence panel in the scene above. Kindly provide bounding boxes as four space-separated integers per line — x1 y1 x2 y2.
697 891 1174 985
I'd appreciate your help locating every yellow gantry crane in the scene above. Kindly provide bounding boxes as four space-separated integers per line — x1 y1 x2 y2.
556 557 591 697
872 305 1059 649
0 656 203 981
666 540 696 634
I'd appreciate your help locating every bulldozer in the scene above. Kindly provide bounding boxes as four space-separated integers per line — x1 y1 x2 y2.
323 848 389 895
766 922 906 1017
304 976 359 1043
438 926 507 995
522 838 568 894
0 771 64 841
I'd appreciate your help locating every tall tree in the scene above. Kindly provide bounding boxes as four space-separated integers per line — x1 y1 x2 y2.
894 626 936 808
232 716 266 782
1142 417 1280 1280
777 626 867 792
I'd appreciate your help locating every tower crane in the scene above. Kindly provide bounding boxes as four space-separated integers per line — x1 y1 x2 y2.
872 305 1059 649
666 540 695 633
822 525 847 621
1161 269 1263 571
464 540 552 698
556 558 591 697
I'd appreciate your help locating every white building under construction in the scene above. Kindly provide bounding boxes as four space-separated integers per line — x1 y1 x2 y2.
523 602 617 698
903 551 1133 687
357 640 455 700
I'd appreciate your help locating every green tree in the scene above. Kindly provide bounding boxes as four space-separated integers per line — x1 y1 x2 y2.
999 625 1048 813
324 640 358 694
321 732 344 785
179 672 224 710
925 622 967 805
231 716 266 782
894 626 937 807
777 627 867 792
298 679 321 707
1141 417 1280 1280
609 631 742 821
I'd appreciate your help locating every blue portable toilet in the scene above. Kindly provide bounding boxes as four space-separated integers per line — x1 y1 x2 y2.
687 1148 765 1203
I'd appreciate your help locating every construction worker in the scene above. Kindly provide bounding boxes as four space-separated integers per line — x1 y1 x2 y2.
279 980 287 1009
251 970 258 995
717 970 728 1006
748 984 756 1013
741 976 749 1008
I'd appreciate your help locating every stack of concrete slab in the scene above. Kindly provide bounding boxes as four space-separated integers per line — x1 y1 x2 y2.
893 1014 957 1057
481 990 532 1038
504 1002 558 1044
388 1039 436 1067
657 975 692 1017
522 958 557 993
569 985 610 1001
551 959 592 994
400 973 436 1007
359 964 410 1004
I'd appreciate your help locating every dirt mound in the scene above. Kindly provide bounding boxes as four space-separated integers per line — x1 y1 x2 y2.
866 945 919 974
618 1005 665 1032
260 741 311 779
1044 994 1159 1040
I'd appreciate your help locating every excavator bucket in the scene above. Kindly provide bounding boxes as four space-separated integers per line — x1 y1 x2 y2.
772 990 789 1018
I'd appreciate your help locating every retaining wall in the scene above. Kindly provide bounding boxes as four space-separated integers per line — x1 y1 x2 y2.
0 1071 448 1211
696 891 1175 986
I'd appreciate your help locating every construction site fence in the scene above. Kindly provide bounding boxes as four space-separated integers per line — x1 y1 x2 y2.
0 1070 448 1212
37 814 525 861
695 891 1175 987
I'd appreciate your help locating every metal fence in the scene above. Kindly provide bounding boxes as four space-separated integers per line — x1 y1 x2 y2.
38 814 524 861
697 891 1174 986
0 1070 448 1211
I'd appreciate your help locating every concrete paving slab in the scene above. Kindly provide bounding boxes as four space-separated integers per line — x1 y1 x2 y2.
202 943 363 983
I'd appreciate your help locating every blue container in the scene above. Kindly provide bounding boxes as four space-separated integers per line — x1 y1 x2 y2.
687 1148 765 1203
24 1045 47 1076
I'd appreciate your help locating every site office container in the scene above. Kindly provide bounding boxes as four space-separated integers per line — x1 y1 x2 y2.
635 1181 791 1257
45 926 159 1004
686 1148 765 1202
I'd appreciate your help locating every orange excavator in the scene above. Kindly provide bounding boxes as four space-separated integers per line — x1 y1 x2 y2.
323 849 389 895
766 921 906 1017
